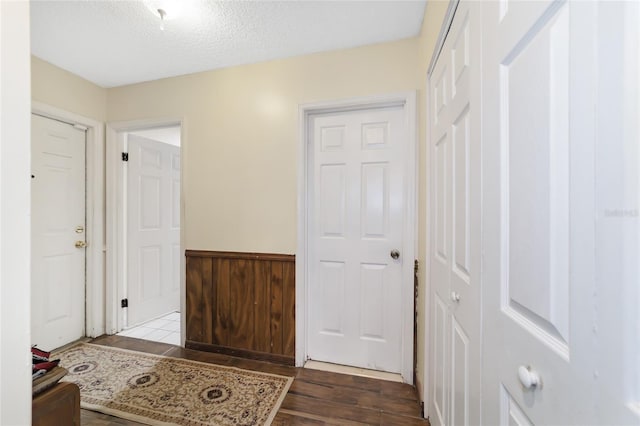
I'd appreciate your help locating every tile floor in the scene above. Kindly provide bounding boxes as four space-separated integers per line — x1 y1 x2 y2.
116 311 181 346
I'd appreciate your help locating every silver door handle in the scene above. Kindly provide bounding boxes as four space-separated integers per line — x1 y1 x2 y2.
390 249 400 260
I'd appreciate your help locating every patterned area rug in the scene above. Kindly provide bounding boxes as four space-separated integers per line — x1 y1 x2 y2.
55 343 293 426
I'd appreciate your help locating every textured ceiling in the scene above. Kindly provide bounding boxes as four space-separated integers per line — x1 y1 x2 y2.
31 0 427 88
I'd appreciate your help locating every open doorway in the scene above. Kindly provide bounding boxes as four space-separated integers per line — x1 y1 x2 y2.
109 123 182 346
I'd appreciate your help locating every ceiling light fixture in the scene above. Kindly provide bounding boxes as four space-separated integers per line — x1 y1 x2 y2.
144 0 189 30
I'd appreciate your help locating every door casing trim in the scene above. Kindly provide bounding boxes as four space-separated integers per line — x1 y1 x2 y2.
31 102 105 339
296 92 417 384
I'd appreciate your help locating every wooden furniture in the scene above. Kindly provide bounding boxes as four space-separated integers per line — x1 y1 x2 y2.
32 382 80 426
185 250 295 364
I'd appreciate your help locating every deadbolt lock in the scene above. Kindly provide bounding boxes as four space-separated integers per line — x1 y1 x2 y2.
75 226 84 233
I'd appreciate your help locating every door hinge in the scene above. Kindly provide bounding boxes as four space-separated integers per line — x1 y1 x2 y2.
122 152 129 162
121 298 128 308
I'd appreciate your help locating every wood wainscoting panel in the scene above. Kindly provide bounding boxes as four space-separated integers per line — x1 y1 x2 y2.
201 257 214 344
214 257 230 346
283 262 296 357
185 250 295 364
270 261 284 355
254 260 271 353
228 259 253 350
185 256 203 342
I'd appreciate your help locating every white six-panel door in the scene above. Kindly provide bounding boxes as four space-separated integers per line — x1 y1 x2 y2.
308 107 407 373
428 1 482 424
126 134 180 327
31 114 86 350
428 1 640 424
481 1 597 423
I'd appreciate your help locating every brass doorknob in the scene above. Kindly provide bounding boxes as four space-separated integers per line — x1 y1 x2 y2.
75 240 87 248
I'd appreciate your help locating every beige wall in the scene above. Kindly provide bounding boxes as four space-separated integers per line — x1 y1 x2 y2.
31 7 447 402
415 0 449 402
107 38 420 254
31 56 107 121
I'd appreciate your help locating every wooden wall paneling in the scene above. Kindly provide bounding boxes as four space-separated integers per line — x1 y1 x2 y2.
282 261 296 357
201 257 214 344
254 260 272 353
270 261 284 354
186 256 203 342
187 250 293 262
185 250 295 364
214 258 230 346
229 259 255 350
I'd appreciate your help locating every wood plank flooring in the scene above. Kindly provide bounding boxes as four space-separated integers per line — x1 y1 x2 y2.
80 335 428 425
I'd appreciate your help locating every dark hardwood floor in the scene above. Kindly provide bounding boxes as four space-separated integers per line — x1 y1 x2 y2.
81 335 429 425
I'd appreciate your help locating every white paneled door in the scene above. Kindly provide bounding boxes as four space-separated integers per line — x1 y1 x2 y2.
428 1 482 424
428 1 640 424
308 106 408 374
31 114 86 350
481 1 598 424
127 135 180 327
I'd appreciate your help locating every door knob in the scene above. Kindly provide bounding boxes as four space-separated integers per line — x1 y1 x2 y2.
450 291 461 302
390 249 400 260
75 240 87 248
518 365 541 389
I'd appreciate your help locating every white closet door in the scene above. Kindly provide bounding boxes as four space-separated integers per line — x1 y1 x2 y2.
428 1 482 424
428 1 640 424
481 1 598 423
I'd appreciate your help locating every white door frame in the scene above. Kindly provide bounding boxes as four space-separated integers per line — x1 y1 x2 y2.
296 92 417 384
31 101 105 338
105 118 185 340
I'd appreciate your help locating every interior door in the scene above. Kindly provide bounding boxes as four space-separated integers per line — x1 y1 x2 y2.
481 1 598 423
126 134 180 327
31 114 86 350
308 106 407 374
428 1 482 424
